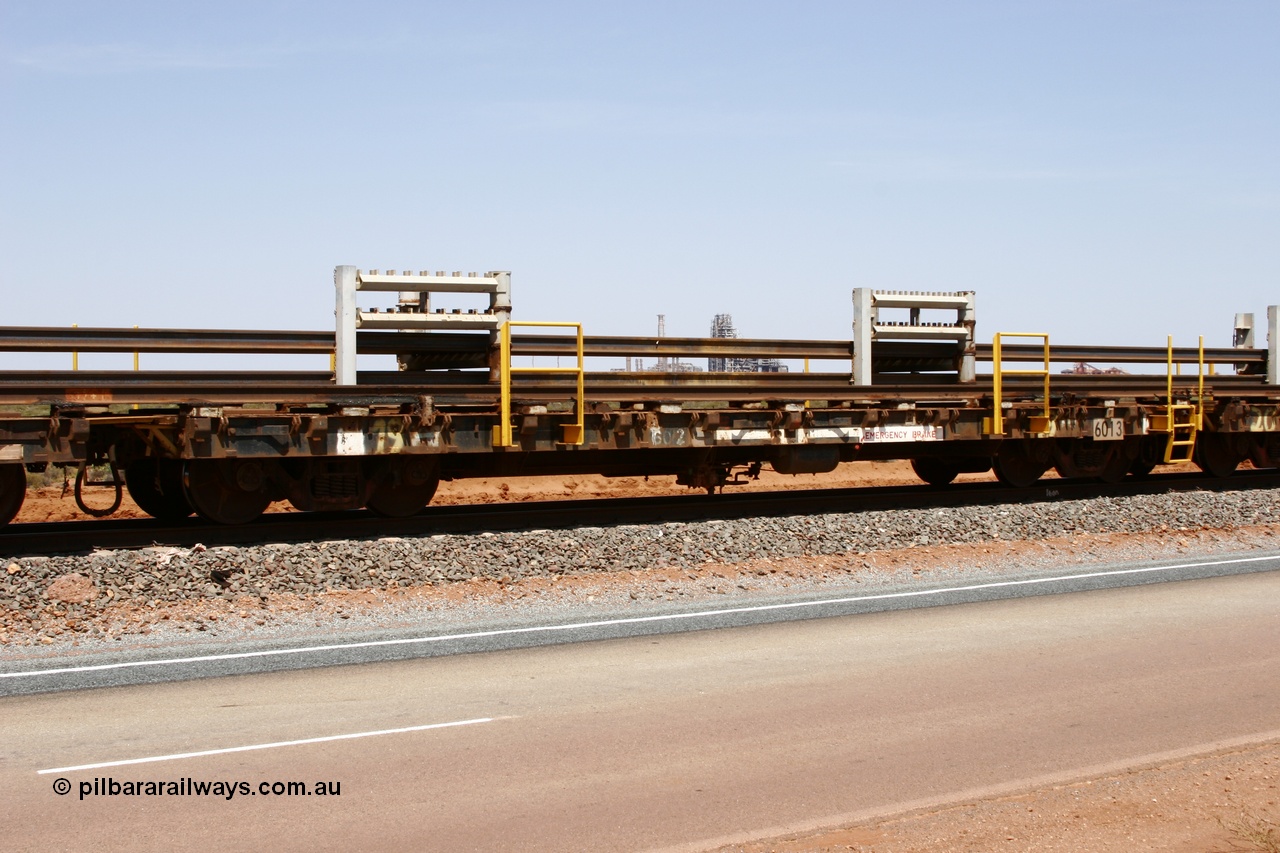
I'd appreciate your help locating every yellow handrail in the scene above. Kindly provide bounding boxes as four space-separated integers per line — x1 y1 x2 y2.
1161 335 1204 463
1198 334 1205 415
496 321 584 447
990 332 1050 435
1164 334 1205 425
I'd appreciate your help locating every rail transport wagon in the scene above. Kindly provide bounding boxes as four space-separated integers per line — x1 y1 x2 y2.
2 268 1279 526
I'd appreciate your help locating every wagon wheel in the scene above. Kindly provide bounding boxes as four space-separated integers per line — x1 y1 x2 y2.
1194 433 1242 479
183 460 272 525
0 464 26 527
125 459 194 521
367 458 440 518
910 457 959 486
1129 438 1163 479
1095 446 1131 484
1129 458 1158 478
992 440 1049 488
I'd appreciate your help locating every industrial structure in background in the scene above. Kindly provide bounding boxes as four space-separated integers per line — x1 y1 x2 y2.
627 315 702 373
1062 363 1130 375
625 314 787 373
708 314 786 373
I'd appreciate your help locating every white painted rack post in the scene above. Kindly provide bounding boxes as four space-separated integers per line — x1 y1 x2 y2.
334 266 511 386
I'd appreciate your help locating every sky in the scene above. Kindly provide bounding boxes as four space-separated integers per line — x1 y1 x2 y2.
1 1 1277 372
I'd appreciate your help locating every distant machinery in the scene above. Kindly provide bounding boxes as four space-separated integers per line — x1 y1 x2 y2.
657 314 668 371
650 313 701 372
1061 363 1129 375
709 313 785 373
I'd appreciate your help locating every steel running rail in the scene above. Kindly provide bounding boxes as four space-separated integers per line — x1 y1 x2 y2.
0 326 1266 369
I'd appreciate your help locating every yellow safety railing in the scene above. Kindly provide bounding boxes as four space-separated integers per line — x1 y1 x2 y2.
1157 335 1203 464
495 321 584 447
989 332 1050 436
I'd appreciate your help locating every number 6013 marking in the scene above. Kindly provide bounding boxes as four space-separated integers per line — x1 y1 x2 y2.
1090 418 1124 441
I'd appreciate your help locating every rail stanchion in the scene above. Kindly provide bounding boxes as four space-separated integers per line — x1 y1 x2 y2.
132 324 139 410
1159 335 1203 463
988 332 1050 435
495 321 584 447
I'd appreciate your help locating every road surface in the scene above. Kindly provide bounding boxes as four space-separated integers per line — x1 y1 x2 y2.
3 569 1278 851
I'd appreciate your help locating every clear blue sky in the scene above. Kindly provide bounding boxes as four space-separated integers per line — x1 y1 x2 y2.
2 1 1277 368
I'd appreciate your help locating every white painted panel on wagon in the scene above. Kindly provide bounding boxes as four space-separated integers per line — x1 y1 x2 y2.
861 425 943 443
1090 418 1125 441
804 427 862 442
411 431 442 448
712 428 774 444
336 430 365 455
648 427 689 447
712 427 863 445
0 444 22 461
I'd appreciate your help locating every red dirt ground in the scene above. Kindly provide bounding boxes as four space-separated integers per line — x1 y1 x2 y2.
14 460 993 524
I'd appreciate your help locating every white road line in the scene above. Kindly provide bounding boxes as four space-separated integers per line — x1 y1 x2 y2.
37 717 495 775
5 553 1276 681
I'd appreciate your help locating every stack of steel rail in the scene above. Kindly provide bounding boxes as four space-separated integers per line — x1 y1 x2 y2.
0 326 1266 406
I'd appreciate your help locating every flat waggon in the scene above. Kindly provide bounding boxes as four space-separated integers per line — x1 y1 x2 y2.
1 268 1277 526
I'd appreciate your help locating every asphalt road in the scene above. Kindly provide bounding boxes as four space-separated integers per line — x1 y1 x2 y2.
3 568 1279 852
4 551 1279 695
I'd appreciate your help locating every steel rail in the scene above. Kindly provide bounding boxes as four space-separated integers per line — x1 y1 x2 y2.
0 371 1270 408
509 336 1263 366
984 343 1263 365
0 327 335 353
2 326 1263 366
3 468 1280 557
2 370 1264 388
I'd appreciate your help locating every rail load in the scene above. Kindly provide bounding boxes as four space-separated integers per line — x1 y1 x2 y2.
2 267 1278 527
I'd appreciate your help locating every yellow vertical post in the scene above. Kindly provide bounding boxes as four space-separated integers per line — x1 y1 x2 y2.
72 323 78 371
1040 334 1050 423
804 357 810 409
989 332 1050 435
1197 335 1204 429
573 323 585 443
494 320 583 446
992 333 1004 434
499 321 512 446
132 325 140 410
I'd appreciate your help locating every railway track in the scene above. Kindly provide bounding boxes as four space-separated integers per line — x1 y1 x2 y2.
4 469 1279 558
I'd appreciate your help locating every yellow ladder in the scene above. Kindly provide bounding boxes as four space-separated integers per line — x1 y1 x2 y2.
495 321 585 447
1156 335 1202 464
988 332 1051 435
